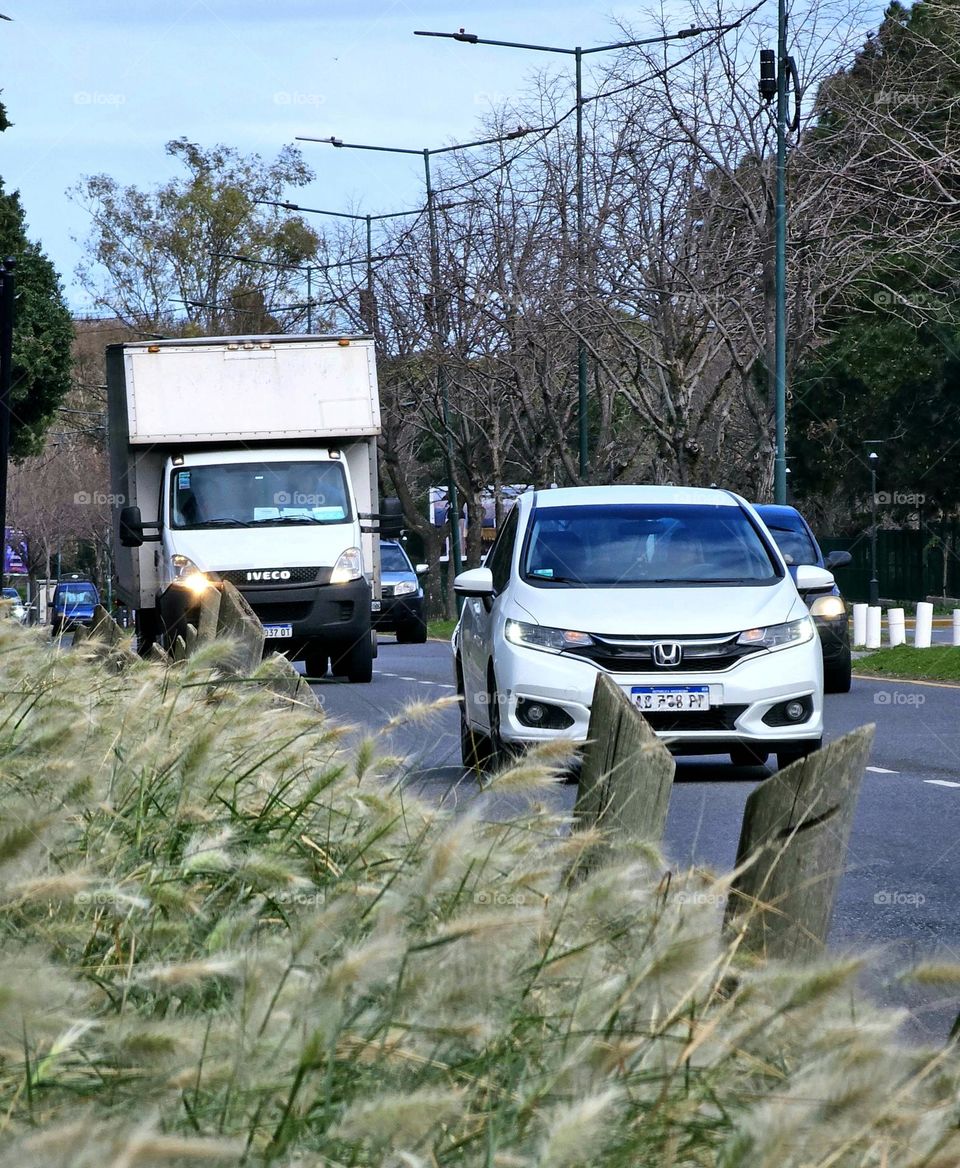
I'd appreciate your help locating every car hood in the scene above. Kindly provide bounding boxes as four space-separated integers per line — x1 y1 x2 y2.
511 578 805 636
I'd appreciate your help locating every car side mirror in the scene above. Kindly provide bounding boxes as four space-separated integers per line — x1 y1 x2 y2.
454 567 494 597
795 564 835 591
825 549 852 570
119 505 144 548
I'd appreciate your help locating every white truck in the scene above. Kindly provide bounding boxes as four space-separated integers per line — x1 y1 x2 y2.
107 334 382 682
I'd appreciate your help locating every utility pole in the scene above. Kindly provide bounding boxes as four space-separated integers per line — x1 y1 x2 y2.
0 258 16 581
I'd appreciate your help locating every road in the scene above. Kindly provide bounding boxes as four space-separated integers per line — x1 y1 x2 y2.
310 635 960 1043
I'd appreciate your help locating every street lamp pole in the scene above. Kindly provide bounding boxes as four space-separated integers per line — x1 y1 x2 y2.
414 23 711 480
868 449 879 606
0 258 15 581
298 130 532 576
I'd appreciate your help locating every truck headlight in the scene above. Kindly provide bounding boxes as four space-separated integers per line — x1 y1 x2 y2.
331 547 362 583
809 595 846 620
504 618 594 654
171 555 216 594
393 580 417 597
737 617 815 650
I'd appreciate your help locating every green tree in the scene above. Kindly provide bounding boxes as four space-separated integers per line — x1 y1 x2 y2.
72 139 322 335
0 179 74 458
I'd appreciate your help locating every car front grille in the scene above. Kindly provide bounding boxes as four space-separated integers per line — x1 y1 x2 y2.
570 632 762 673
642 705 748 732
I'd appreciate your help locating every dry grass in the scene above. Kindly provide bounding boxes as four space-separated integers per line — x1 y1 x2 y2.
0 618 957 1166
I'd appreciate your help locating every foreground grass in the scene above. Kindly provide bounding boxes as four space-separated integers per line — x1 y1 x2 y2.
854 643 960 681
0 620 958 1166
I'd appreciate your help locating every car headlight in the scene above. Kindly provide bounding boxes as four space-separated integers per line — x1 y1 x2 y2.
331 547 362 583
809 595 846 620
504 618 594 653
737 617 815 650
393 580 417 597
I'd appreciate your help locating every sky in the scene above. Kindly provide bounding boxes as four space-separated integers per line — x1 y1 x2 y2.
0 0 714 312
1 0 878 314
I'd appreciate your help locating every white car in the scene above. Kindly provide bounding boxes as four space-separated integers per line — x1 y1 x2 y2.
452 485 834 771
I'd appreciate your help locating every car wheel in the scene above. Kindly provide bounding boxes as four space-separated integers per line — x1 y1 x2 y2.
730 745 770 767
304 647 329 679
396 615 428 644
824 648 852 694
460 701 492 769
331 635 373 683
776 738 822 771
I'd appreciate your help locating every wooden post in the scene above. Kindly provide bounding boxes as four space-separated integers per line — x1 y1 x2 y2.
196 585 221 645
214 581 265 674
88 604 123 646
724 724 875 961
574 672 675 850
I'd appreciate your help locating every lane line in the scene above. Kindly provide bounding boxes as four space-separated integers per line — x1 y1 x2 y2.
866 766 899 774
925 779 960 789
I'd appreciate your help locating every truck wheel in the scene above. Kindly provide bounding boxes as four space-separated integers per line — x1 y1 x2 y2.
134 608 160 657
333 636 373 683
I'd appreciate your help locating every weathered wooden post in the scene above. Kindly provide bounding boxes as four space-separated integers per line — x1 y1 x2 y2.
574 672 676 855
724 724 874 961
214 581 265 674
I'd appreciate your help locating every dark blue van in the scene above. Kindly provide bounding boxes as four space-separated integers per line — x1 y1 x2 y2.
51 577 100 636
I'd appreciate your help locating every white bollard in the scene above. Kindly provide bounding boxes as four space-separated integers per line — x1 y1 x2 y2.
852 603 868 647
914 601 933 648
953 609 960 647
866 606 882 649
888 607 906 647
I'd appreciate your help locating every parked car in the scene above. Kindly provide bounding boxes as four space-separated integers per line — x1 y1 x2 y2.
376 540 428 643
50 576 100 636
753 504 852 693
1 586 27 624
453 485 835 772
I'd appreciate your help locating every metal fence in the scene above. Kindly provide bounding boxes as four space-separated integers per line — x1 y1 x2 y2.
821 521 960 602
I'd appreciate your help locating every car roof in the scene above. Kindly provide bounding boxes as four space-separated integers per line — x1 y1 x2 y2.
530 485 743 509
753 504 808 527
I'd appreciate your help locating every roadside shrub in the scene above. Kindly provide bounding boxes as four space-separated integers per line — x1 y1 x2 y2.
0 619 957 1166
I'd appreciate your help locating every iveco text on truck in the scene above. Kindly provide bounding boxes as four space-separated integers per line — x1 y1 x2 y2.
107 335 381 682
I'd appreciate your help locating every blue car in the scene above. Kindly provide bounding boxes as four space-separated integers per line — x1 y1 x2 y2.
51 577 100 636
753 504 852 693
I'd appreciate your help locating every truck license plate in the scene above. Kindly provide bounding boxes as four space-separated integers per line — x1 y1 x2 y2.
630 685 710 712
263 623 293 639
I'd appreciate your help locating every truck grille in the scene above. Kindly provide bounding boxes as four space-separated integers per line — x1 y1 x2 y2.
219 566 322 587
251 602 312 623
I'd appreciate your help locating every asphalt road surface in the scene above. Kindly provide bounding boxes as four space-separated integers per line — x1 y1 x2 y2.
309 635 960 1043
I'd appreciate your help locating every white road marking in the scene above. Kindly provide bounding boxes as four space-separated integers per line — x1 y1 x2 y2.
866 766 899 774
924 779 960 788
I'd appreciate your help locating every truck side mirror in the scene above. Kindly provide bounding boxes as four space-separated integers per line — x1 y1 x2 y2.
380 496 404 539
119 505 145 548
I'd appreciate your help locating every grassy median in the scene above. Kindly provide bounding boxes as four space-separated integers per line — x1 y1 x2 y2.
0 618 959 1164
854 643 960 681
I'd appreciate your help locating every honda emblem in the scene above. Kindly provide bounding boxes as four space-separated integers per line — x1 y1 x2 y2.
652 641 683 667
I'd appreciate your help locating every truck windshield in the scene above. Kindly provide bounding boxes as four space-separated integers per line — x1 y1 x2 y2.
170 461 352 529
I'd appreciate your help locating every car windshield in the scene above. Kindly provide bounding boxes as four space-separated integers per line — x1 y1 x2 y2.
521 503 780 587
58 585 97 605
381 544 412 573
764 524 819 566
170 461 351 529
2 588 19 599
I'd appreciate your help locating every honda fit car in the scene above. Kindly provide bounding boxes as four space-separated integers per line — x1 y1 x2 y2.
753 504 852 693
452 486 834 771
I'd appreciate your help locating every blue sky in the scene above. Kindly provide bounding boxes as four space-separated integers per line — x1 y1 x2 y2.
0 0 709 311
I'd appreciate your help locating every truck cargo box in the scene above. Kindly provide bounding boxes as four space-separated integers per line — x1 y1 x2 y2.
110 335 379 445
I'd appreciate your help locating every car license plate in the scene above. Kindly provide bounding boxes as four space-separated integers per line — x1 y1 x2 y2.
630 685 710 712
263 623 293 639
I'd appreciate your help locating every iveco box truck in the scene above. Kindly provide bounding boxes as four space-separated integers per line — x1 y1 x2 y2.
107 334 381 682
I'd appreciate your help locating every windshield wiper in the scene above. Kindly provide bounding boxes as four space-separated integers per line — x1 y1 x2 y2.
191 518 252 528
527 573 583 585
247 516 327 526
